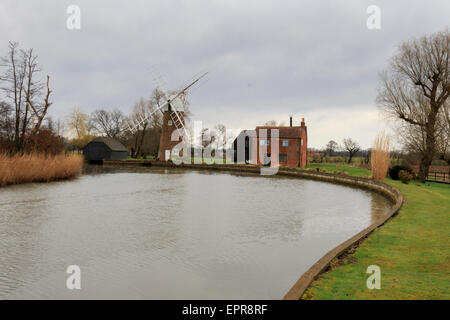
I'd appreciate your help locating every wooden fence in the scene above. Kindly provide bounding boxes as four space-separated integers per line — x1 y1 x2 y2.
426 171 450 184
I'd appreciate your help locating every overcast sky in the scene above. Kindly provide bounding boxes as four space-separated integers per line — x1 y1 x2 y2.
1 0 449 148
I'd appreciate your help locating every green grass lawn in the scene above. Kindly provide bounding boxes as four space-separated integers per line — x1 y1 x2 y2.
303 163 450 300
306 162 372 177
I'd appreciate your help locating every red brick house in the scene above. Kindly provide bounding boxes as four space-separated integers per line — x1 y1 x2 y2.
233 117 308 168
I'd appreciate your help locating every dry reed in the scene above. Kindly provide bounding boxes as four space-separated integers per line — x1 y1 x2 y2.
0 153 84 187
371 132 391 181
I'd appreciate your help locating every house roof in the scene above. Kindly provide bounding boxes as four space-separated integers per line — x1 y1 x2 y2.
255 126 304 139
89 137 128 152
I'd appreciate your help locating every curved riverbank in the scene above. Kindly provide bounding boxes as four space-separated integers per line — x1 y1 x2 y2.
103 160 403 299
283 176 402 300
303 176 449 300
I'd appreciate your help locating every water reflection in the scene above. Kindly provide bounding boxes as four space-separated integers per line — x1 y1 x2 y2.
0 166 391 299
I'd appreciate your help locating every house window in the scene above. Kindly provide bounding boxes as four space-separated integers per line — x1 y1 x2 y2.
168 120 173 126
279 154 287 162
260 139 270 146
282 140 289 147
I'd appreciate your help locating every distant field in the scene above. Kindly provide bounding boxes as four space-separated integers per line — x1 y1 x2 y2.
306 162 371 177
308 156 448 167
126 156 155 161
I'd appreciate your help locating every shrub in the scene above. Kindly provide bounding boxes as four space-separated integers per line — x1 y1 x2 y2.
24 129 64 155
398 170 413 184
389 165 413 180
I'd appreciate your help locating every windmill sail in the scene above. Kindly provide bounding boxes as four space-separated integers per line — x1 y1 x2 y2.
125 72 208 140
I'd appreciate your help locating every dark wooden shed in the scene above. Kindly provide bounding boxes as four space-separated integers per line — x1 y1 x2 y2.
83 137 128 161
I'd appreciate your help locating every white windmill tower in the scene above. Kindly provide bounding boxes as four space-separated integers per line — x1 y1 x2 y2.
125 72 208 161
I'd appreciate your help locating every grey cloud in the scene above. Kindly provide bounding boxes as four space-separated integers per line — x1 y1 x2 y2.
0 0 449 148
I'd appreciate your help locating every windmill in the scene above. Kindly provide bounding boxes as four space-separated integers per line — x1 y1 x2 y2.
125 72 208 144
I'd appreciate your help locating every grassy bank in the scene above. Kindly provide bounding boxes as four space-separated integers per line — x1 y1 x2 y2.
303 163 450 300
306 162 371 177
0 153 84 187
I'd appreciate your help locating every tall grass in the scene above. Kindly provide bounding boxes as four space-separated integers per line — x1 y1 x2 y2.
371 132 391 181
0 153 84 187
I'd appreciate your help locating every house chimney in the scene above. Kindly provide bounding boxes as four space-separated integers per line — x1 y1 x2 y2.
301 118 305 127
290 116 292 127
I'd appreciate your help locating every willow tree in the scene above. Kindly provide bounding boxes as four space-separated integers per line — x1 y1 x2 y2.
377 30 450 181
66 108 93 148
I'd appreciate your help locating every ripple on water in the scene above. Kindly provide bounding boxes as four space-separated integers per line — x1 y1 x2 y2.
0 168 391 299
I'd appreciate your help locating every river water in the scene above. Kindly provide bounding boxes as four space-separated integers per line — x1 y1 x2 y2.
0 167 391 299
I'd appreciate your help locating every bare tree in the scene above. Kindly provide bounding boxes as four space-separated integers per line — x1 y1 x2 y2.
90 108 125 138
377 30 450 181
436 102 450 164
148 87 164 135
151 87 167 110
264 120 277 126
325 140 339 156
263 120 286 126
343 138 360 164
0 101 14 145
26 75 53 138
56 117 65 137
167 90 191 119
128 98 150 158
0 42 50 151
22 48 44 143
45 115 55 132
207 124 227 158
200 127 210 151
0 42 25 149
